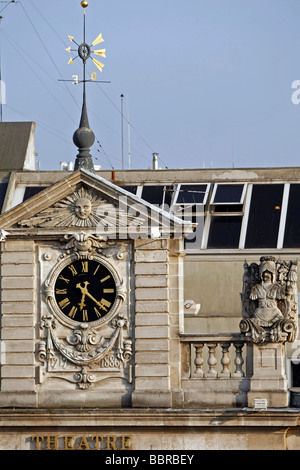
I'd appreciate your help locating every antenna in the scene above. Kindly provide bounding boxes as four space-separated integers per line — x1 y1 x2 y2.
121 93 124 170
127 94 131 170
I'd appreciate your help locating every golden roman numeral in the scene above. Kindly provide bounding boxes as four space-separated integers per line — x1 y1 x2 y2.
81 261 88 273
59 298 71 309
103 289 114 293
55 288 67 295
68 264 78 276
94 307 101 318
82 310 88 321
59 275 70 284
100 275 111 283
69 306 78 318
93 265 100 275
101 298 111 308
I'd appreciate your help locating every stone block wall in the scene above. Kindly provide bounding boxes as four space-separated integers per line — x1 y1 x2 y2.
132 238 184 407
0 239 36 407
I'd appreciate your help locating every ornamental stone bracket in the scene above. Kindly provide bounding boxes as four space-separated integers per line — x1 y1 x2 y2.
240 256 298 345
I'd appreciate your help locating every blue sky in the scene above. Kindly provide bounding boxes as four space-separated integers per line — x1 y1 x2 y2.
1 0 300 171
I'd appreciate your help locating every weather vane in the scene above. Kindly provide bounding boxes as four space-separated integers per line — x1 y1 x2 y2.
65 0 108 86
64 0 109 173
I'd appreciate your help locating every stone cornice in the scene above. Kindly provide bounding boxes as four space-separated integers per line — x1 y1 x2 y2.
0 408 299 428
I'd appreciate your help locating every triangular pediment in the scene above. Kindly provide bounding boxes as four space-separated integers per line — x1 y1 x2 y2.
0 170 194 238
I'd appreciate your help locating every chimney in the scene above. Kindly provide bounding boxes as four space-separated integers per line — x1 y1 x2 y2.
152 153 159 170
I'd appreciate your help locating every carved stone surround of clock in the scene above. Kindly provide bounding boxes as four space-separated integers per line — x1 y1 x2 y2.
39 232 132 391
0 170 192 409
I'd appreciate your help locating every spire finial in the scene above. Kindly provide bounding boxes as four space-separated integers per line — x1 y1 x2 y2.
66 1 107 172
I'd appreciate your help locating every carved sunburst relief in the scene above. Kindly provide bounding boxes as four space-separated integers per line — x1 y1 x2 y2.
18 187 145 229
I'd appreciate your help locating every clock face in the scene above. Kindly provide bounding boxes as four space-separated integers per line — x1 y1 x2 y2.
54 259 117 323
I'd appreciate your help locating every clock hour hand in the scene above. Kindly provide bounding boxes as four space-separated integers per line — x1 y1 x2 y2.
76 281 108 312
76 281 88 311
78 293 86 311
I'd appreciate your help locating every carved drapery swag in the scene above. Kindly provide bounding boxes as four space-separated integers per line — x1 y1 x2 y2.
240 256 298 344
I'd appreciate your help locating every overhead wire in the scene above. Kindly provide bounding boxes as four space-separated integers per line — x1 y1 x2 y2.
0 0 17 16
5 0 163 170
6 104 74 146
20 1 80 112
0 27 77 124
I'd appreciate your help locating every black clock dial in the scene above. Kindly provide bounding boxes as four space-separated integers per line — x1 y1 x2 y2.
54 259 117 323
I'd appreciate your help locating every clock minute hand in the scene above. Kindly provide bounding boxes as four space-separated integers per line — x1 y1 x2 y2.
85 291 108 312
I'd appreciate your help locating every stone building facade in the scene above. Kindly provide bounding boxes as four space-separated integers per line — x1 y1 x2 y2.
1 124 300 449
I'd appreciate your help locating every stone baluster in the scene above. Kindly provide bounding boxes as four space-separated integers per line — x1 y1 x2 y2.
233 342 244 377
220 342 231 377
207 343 218 378
194 344 204 377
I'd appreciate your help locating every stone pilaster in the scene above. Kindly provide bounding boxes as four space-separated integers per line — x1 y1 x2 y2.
247 342 289 408
132 238 184 407
0 239 36 407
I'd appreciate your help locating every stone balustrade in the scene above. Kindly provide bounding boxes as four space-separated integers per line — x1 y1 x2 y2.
180 333 249 407
180 333 246 378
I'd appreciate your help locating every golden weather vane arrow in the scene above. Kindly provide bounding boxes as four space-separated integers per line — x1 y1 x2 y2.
65 1 108 82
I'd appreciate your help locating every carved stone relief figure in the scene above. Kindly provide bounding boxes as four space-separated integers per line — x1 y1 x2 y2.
74 197 92 220
240 256 298 344
18 186 145 229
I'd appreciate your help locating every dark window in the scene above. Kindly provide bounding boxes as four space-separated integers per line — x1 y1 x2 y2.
0 183 8 212
213 204 243 213
141 186 172 207
283 184 300 248
23 186 48 201
245 184 283 248
207 216 242 249
176 184 208 205
292 362 300 387
120 186 137 195
213 184 244 203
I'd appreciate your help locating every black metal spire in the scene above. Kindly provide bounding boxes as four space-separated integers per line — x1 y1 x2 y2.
73 1 95 172
66 1 107 172
73 86 95 172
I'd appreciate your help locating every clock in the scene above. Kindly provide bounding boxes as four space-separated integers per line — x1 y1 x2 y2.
54 258 117 324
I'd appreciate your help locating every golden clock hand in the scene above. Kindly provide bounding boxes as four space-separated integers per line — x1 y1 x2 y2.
85 291 108 312
76 281 89 311
76 281 108 312
78 293 86 311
